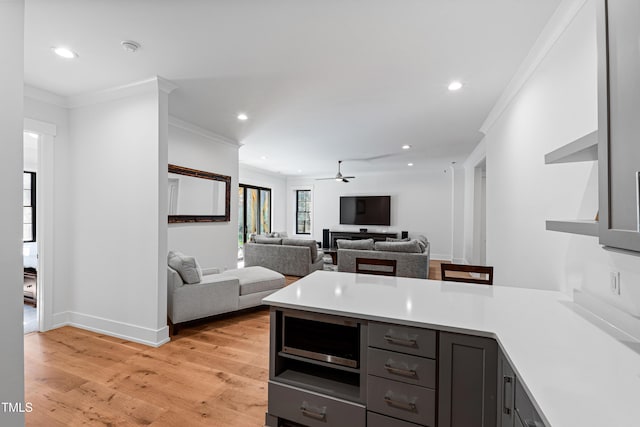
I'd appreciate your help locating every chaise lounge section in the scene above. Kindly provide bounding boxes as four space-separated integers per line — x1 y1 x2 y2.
167 251 285 332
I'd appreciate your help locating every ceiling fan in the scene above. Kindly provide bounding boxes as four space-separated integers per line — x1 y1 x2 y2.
316 160 356 183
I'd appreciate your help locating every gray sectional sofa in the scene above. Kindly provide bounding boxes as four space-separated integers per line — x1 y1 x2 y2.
337 236 430 279
243 236 324 277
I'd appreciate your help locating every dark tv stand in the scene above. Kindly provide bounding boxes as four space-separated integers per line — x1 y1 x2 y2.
330 230 397 249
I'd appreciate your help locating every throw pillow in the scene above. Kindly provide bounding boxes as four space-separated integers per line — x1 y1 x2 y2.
167 251 203 284
386 237 410 242
374 240 422 253
336 238 375 250
282 238 318 261
254 236 283 245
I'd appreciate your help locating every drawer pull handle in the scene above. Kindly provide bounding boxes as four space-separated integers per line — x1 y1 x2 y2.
384 395 417 412
384 363 418 378
300 402 327 421
383 334 417 347
503 375 513 415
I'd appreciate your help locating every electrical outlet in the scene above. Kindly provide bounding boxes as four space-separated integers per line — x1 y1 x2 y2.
610 272 621 295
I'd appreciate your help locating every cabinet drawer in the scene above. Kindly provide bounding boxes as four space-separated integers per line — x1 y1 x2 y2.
367 411 422 427
368 347 436 389
268 381 365 427
515 379 546 427
367 375 435 426
369 322 436 358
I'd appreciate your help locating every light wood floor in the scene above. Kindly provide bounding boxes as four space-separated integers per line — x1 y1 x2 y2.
24 260 458 426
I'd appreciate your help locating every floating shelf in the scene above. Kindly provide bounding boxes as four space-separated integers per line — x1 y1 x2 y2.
545 220 598 237
544 130 598 164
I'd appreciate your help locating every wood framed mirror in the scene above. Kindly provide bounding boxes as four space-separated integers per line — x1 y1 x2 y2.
168 164 231 223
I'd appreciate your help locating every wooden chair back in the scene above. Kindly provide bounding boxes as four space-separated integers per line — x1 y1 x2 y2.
355 258 397 276
440 263 494 285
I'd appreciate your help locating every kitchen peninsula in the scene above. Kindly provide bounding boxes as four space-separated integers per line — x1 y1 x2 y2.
263 271 640 427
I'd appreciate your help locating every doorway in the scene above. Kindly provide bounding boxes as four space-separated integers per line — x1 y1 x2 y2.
23 132 38 334
238 184 272 260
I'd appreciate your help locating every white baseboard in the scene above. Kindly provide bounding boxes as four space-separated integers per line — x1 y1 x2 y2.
49 310 170 347
573 289 640 343
431 253 452 261
452 258 467 264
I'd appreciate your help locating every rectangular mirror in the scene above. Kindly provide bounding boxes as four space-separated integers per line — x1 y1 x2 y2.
168 164 231 223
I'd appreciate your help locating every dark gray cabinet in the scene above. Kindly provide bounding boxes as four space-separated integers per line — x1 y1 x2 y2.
497 350 515 427
496 349 546 427
437 332 497 427
597 0 640 252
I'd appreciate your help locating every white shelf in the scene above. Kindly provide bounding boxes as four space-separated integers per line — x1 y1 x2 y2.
544 130 598 164
545 220 598 236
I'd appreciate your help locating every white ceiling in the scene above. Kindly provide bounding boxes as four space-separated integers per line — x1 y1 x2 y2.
24 0 561 178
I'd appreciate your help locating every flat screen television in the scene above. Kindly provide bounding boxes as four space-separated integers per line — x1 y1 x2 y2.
340 196 391 226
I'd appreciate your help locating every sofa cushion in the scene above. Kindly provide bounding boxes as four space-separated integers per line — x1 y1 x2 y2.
168 251 203 284
254 236 282 245
224 266 286 296
337 238 375 250
374 239 423 253
266 231 289 238
167 266 184 289
282 238 317 261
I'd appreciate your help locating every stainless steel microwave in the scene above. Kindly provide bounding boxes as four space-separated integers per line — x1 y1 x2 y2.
281 312 360 368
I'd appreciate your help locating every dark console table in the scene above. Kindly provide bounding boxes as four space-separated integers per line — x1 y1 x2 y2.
330 230 397 249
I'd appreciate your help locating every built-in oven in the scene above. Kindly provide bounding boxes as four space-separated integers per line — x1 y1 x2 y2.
281 311 360 368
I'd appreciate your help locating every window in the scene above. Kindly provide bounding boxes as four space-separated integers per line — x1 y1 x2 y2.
296 190 311 234
23 172 36 242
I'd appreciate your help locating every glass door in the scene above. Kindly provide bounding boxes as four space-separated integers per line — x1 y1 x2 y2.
238 184 272 259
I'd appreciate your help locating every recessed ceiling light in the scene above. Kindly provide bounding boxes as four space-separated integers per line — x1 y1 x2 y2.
448 81 463 91
297 169 302 173
237 113 248 121
402 144 411 150
408 163 414 167
260 156 267 160
121 40 141 53
52 46 78 59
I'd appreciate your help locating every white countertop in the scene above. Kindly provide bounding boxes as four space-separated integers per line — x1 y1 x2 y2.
263 270 640 427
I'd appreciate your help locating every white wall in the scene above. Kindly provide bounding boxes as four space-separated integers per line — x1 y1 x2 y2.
24 93 73 323
287 169 453 259
63 79 169 345
239 165 287 234
168 124 240 272
476 0 640 316
451 166 466 263
0 1 25 425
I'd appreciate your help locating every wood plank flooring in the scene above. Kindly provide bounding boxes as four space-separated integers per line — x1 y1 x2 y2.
24 260 459 426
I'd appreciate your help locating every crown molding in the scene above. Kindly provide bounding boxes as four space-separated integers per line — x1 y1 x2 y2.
67 76 174 108
239 162 289 179
479 0 588 135
169 116 240 147
24 85 69 108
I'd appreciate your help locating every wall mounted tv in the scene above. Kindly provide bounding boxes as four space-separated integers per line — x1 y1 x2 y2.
340 196 391 226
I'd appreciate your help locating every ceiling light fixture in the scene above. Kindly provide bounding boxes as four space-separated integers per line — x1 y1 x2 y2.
52 46 78 59
237 113 248 121
408 163 414 167
448 81 463 91
402 144 411 150
260 156 267 160
121 40 141 53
